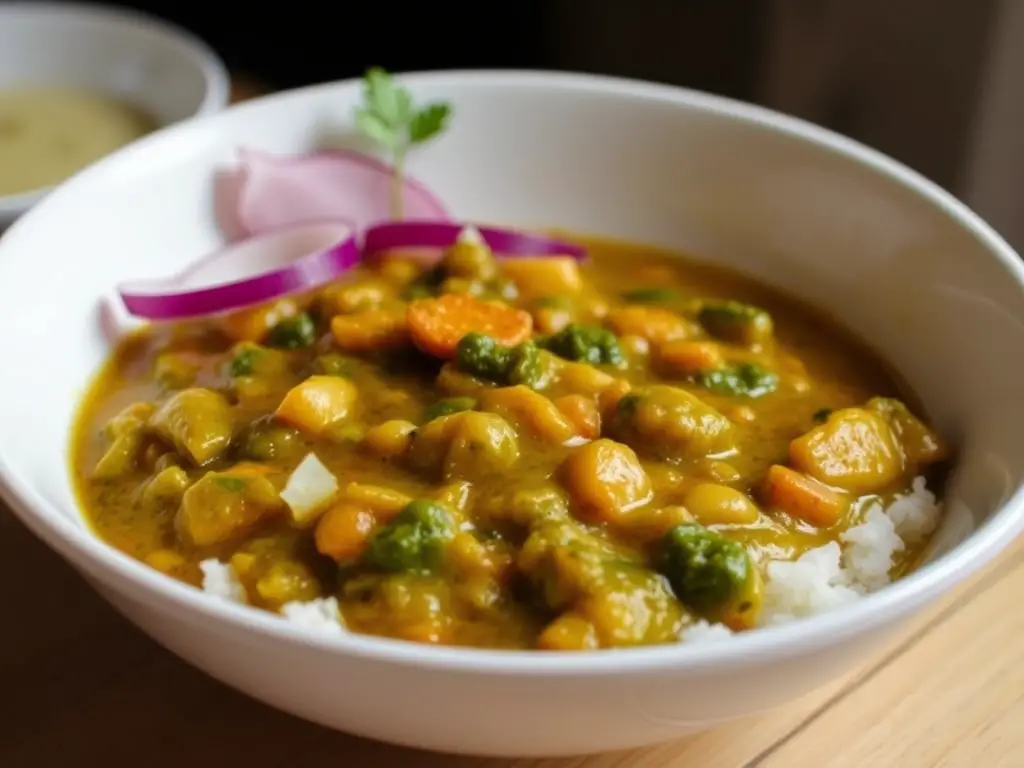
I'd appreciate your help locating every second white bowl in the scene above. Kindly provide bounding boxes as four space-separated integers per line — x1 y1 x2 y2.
0 2 230 226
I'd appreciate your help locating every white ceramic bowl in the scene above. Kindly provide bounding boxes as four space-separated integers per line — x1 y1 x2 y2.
0 2 229 227
1 71 1023 758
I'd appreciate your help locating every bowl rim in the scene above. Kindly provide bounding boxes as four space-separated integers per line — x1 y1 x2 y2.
0 1 231 216
2 68 1023 676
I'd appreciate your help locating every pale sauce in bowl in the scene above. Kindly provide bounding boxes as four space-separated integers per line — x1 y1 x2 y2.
0 87 156 197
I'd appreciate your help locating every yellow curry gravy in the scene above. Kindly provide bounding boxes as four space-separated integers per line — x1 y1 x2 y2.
0 86 156 197
71 235 950 650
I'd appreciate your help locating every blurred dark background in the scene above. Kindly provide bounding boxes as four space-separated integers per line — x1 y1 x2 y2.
48 0 1024 247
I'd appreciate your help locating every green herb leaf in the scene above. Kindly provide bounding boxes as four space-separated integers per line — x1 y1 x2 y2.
361 67 413 127
622 287 681 304
214 476 247 492
697 363 778 399
408 103 451 143
354 107 397 150
354 67 453 219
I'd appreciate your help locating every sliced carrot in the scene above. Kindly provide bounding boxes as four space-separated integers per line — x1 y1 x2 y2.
315 504 377 561
330 309 408 352
761 464 848 528
406 294 533 358
554 394 601 440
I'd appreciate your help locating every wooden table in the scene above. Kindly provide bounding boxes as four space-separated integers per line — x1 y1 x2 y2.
4 77 1022 767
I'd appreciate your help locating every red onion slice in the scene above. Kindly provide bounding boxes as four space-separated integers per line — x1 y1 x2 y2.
363 220 586 261
117 221 360 321
224 149 451 238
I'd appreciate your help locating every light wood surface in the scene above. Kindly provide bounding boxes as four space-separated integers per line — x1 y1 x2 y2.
4 77 1021 767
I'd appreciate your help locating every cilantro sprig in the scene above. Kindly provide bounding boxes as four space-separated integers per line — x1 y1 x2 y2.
354 67 452 219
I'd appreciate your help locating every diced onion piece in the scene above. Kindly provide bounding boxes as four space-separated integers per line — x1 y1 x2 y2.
117 221 359 321
363 220 587 262
224 148 451 236
280 452 339 525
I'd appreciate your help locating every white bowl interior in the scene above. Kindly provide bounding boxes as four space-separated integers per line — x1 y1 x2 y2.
0 71 1023 623
0 2 229 220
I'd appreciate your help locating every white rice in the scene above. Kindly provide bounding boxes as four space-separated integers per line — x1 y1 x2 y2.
680 619 735 644
199 558 346 636
280 597 346 636
199 559 247 604
196 478 940 645
758 475 940 628
682 475 941 640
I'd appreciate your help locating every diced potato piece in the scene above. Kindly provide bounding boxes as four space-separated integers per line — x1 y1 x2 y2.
255 561 320 606
93 402 157 478
555 359 616 396
440 411 521 479
409 411 520 480
441 229 499 281
533 305 573 334
280 452 339 525
435 362 489 397
275 376 357 436
500 257 582 299
176 469 281 546
479 385 576 445
140 466 191 512
789 408 903 494
153 351 200 389
322 278 395 315
93 436 142 480
537 612 600 651
609 385 736 459
658 340 724 375
605 306 694 346
150 388 234 466
696 459 742 484
104 402 157 440
362 419 417 459
762 464 849 528
866 397 951 466
554 394 601 441
330 309 408 352
220 297 300 342
683 483 760 525
315 504 377 561
627 505 695 541
376 254 425 284
558 438 653 524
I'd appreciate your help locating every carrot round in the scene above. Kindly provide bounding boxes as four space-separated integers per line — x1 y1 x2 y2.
406 294 533 358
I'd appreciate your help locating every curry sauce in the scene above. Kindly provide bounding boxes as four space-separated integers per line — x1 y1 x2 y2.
71 234 949 649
